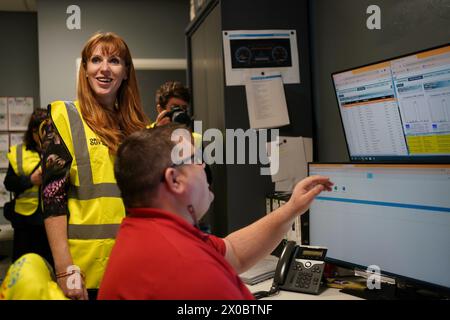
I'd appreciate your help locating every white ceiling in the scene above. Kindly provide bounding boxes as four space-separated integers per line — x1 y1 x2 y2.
0 0 36 12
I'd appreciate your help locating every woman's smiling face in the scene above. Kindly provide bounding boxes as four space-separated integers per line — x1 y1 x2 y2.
86 44 128 107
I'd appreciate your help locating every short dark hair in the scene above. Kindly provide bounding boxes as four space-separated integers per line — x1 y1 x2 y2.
115 123 190 208
155 81 191 108
24 108 48 151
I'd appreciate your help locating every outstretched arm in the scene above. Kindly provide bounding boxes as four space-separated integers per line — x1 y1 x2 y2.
223 175 333 274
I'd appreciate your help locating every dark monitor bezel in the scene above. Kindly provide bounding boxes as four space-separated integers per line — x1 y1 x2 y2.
307 162 450 295
331 43 450 164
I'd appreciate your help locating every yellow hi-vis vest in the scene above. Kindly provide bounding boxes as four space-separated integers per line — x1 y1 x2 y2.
49 101 125 289
7 144 40 216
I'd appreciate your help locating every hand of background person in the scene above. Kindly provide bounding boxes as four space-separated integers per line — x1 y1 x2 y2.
30 168 42 186
155 110 171 126
286 175 333 216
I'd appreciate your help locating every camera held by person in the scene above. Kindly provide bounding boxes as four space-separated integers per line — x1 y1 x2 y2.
154 81 192 127
162 104 192 127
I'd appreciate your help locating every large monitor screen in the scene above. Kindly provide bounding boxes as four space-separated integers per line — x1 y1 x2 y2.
309 163 450 291
332 44 450 162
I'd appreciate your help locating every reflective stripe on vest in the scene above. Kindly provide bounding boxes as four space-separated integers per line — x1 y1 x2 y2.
7 144 40 216
16 144 24 175
68 224 120 239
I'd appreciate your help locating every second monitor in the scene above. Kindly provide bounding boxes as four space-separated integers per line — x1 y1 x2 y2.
332 44 450 162
308 163 450 294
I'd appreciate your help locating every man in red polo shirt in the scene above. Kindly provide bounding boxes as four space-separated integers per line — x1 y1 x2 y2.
98 124 333 300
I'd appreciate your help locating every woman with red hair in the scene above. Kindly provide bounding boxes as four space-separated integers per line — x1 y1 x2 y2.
40 32 150 300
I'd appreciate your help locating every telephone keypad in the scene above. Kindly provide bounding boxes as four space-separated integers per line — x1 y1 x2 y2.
282 259 325 294
275 244 328 296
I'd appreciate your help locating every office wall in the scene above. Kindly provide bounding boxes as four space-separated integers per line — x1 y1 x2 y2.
309 0 450 162
189 4 228 235
0 12 39 106
37 0 189 110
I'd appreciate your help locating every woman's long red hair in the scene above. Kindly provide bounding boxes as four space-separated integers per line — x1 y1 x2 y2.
77 32 150 154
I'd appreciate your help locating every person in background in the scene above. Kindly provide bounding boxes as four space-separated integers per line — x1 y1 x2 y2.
151 80 210 207
152 80 191 127
3 108 52 266
98 124 333 299
40 32 150 300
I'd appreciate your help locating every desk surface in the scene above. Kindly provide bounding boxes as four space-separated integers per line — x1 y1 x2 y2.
246 279 363 300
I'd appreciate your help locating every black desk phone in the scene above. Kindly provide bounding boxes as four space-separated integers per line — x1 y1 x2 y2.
276 241 328 294
253 241 328 299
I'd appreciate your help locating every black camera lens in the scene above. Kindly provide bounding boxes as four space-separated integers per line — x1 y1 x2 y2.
164 105 192 126
172 111 191 126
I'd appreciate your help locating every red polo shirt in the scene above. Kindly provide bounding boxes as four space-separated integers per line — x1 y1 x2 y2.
98 208 254 300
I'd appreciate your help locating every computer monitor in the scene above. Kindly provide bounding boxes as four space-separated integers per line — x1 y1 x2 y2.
309 163 450 293
332 44 450 162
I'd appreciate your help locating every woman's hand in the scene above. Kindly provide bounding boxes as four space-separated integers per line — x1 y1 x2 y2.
45 216 87 299
56 266 89 300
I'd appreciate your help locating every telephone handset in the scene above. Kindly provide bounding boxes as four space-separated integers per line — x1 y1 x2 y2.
253 241 327 299
271 240 296 291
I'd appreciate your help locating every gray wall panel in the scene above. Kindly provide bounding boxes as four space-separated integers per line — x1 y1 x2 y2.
191 4 229 236
0 12 39 106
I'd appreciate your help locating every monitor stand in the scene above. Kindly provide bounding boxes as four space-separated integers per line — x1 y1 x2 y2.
341 282 397 300
341 281 446 300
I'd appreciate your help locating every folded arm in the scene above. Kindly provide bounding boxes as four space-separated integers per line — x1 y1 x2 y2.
3 164 34 194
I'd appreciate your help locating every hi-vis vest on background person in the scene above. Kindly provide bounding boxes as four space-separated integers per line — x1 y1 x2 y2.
148 121 203 150
0 253 68 300
49 101 125 289
7 144 40 216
